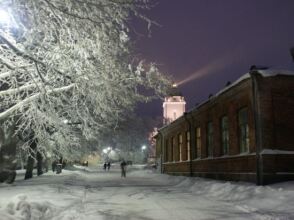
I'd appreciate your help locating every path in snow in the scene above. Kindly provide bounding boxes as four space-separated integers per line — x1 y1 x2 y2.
0 165 294 220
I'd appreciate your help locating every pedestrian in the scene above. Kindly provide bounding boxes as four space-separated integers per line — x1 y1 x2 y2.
120 160 127 177
52 160 57 172
103 162 107 171
107 162 111 171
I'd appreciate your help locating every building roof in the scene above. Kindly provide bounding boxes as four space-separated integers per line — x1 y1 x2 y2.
157 69 294 133
166 84 183 97
214 69 294 99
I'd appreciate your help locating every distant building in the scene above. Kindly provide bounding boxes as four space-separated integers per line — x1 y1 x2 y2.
155 69 294 185
163 84 186 125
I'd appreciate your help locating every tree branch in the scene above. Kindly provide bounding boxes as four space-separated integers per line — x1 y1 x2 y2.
0 83 37 96
43 0 103 25
0 33 71 81
0 84 75 121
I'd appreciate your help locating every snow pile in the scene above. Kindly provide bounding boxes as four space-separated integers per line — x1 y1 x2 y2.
185 179 256 200
1 168 294 219
260 149 294 155
0 194 55 220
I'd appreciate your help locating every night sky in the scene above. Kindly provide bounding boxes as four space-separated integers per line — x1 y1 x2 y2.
132 0 294 118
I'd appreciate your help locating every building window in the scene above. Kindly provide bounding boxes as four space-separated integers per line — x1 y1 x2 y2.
196 127 201 158
207 122 213 157
172 137 176 161
186 131 190 161
238 107 249 153
173 111 177 120
178 133 183 161
221 116 229 155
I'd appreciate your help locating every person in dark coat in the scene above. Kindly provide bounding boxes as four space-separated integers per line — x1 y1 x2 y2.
52 160 57 172
107 162 111 171
120 160 127 177
103 162 107 171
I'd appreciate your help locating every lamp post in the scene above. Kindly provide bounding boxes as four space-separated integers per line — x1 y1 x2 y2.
0 9 11 25
141 145 147 163
102 147 112 161
0 8 18 31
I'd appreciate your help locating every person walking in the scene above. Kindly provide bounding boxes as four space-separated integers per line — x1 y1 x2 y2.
52 160 57 172
107 162 111 171
103 162 107 171
120 160 127 177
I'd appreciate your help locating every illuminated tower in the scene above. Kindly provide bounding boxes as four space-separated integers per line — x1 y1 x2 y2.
163 84 186 125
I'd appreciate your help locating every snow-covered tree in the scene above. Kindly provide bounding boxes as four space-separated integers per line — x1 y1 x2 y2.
0 0 170 162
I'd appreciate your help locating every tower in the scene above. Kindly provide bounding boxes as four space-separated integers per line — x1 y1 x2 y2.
163 84 186 125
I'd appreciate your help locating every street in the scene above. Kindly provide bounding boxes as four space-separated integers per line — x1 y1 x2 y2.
0 165 294 220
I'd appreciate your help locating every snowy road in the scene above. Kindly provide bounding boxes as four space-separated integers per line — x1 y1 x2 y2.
1 165 294 220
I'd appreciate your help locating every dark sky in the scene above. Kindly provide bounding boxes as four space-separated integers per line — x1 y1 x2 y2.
132 0 294 118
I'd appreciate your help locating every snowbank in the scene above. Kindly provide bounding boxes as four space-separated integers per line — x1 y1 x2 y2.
1 168 294 219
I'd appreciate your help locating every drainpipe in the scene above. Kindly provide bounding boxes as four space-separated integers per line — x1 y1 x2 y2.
158 131 164 174
250 70 263 185
184 112 193 177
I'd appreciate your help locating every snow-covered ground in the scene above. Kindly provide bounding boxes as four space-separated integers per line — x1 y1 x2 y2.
1 165 294 220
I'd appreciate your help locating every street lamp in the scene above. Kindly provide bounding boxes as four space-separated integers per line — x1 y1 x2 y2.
102 147 112 161
63 119 81 125
141 145 147 163
0 9 11 25
0 8 18 30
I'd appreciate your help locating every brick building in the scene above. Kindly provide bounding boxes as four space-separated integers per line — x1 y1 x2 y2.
155 69 294 185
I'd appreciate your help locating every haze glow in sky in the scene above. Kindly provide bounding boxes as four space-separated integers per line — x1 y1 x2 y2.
133 0 294 117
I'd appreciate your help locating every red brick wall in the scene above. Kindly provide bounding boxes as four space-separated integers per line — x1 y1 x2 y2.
163 119 189 163
191 78 256 157
255 75 294 150
161 78 258 182
192 155 256 172
163 161 190 174
158 74 294 184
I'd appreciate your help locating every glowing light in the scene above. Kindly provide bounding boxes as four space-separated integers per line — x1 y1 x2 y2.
142 145 146 150
103 149 108 154
176 53 236 86
172 83 177 88
107 147 111 151
0 9 11 25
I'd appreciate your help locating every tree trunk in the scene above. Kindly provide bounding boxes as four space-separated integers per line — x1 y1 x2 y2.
37 151 43 176
24 140 37 180
0 123 18 184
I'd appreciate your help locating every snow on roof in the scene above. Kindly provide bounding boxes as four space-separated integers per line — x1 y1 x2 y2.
214 73 251 98
194 69 294 111
257 69 294 77
159 69 294 132
214 69 294 100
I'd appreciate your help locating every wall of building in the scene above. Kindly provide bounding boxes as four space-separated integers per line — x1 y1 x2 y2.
157 73 294 185
257 75 294 151
255 74 294 184
162 78 258 182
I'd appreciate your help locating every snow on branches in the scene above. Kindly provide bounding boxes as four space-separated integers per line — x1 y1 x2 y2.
0 0 171 157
